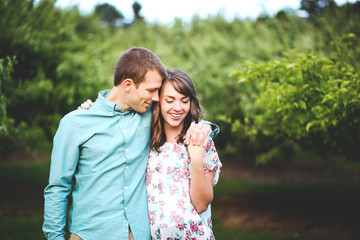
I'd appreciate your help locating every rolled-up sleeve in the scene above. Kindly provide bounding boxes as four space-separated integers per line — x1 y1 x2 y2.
200 120 220 139
43 116 80 240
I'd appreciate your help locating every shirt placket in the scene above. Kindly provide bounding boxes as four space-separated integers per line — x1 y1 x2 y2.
117 109 130 213
114 106 131 238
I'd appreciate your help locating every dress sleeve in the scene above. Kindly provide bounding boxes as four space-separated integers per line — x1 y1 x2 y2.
202 139 222 186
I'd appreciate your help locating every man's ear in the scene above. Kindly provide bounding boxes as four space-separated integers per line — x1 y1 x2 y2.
123 78 134 92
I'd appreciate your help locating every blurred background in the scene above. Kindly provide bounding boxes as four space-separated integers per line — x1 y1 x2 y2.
0 0 359 239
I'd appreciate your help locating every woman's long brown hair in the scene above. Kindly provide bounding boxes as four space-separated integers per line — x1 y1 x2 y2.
150 68 202 152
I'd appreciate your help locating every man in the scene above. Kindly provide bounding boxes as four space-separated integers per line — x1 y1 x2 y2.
43 47 216 240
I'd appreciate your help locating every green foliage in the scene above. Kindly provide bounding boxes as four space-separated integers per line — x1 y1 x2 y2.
1 0 359 162
301 0 336 16
132 1 144 22
0 0 110 158
0 56 18 156
94 3 124 27
0 56 45 158
228 36 359 162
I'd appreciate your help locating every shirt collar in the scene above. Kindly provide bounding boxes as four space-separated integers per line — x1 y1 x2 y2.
97 90 125 115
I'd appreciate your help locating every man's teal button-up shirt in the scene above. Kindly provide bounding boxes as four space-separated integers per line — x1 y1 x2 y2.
43 90 152 240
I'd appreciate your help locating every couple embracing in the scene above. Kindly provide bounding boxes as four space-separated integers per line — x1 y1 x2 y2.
43 47 222 240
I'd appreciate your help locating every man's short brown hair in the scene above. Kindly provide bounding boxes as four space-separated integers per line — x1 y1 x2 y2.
114 47 167 87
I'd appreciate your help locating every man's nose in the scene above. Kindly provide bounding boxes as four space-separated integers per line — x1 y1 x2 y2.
151 92 159 102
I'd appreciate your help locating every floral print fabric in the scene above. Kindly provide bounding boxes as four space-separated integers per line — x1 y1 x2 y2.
146 139 222 240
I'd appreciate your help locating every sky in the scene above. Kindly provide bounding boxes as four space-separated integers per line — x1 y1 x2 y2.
52 0 356 24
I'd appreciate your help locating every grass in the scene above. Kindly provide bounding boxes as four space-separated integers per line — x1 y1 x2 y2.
215 178 360 196
1 157 359 240
213 227 332 240
212 178 360 240
0 218 328 240
214 228 286 240
0 217 44 240
0 160 50 187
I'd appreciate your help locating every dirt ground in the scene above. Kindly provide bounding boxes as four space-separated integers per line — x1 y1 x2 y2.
1 154 360 239
214 160 360 240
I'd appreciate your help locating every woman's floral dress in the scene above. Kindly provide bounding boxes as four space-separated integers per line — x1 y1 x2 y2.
146 139 222 240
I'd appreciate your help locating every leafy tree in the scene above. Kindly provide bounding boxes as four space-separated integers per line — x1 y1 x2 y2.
0 56 18 157
300 0 336 16
1 0 360 164
0 0 109 158
228 35 360 162
132 1 144 22
320 1 360 37
94 3 124 27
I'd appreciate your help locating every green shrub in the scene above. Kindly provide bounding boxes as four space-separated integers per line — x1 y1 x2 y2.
228 35 359 162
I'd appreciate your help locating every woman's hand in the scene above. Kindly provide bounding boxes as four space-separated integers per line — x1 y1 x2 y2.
184 122 212 147
78 99 94 110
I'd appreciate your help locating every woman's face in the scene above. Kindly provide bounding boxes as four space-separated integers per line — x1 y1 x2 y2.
160 81 190 131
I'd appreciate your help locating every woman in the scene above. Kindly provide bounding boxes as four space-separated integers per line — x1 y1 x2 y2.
147 68 222 239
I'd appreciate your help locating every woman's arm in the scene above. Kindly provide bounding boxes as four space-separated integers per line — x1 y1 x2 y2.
188 143 214 213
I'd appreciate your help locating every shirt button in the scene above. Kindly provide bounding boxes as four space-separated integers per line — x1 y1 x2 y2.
124 130 127 133
126 166 128 169
125 186 128 190
125 207 128 210
126 149 129 152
